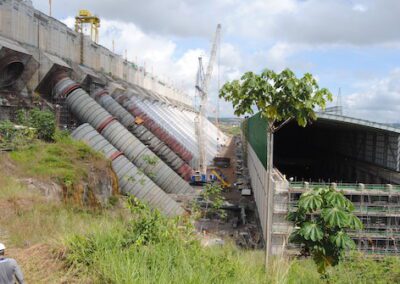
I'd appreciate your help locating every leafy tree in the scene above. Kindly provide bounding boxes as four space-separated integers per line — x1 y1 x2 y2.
219 69 332 131
287 186 363 274
220 68 332 263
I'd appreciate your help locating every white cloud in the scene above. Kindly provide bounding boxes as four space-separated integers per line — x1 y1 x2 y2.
344 69 400 123
63 17 239 115
34 0 400 46
353 4 368 13
41 1 400 118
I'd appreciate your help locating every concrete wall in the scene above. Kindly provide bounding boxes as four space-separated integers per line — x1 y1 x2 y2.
247 143 292 255
0 0 191 106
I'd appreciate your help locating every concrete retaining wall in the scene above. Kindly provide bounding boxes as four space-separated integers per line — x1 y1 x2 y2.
247 143 292 256
0 0 191 105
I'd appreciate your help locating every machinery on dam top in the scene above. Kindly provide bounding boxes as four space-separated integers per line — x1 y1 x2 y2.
75 9 101 44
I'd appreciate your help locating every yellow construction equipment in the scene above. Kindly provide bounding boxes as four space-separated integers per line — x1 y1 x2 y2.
75 10 100 43
211 170 231 188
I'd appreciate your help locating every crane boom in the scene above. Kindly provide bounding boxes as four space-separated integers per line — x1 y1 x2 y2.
195 24 221 175
202 24 221 98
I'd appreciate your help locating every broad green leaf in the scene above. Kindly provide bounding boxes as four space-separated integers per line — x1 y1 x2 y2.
347 214 363 230
298 191 323 212
321 207 349 228
329 231 356 249
299 222 324 242
325 190 348 208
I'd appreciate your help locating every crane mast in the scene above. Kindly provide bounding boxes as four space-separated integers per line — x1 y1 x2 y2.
195 24 221 175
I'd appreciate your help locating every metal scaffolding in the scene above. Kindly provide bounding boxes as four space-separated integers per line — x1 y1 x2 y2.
288 182 400 255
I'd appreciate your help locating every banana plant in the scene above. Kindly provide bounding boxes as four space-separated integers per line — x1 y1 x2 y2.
288 186 363 274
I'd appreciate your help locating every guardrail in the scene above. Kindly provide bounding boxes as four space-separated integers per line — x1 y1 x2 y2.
289 181 400 192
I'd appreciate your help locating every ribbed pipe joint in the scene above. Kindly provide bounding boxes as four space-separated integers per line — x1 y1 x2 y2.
93 89 109 99
53 77 80 99
97 116 117 133
109 151 124 161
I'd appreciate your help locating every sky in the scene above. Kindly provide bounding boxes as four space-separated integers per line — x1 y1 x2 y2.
31 0 400 122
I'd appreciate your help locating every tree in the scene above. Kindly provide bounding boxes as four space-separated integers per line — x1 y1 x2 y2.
288 186 363 274
201 183 226 219
219 68 333 263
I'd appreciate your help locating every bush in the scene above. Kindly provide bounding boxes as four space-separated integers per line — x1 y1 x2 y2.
28 109 56 141
17 108 56 141
327 253 400 284
0 120 36 150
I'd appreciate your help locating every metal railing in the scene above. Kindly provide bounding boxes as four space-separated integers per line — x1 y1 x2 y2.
289 181 400 192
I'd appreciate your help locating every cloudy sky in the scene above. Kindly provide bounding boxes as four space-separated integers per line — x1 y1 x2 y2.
31 0 400 122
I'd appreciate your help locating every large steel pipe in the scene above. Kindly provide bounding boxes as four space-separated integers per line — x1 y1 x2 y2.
111 91 194 163
72 123 185 216
53 76 194 195
135 98 198 154
90 89 193 181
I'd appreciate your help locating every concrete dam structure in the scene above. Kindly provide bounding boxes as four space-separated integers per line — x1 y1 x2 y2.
243 112 400 256
0 0 228 215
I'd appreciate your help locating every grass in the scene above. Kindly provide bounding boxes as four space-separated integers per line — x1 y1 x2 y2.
64 199 270 283
9 134 106 185
0 174 125 283
1 136 400 283
0 175 122 247
219 124 241 136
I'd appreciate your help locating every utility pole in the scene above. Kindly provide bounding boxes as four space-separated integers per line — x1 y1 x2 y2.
49 0 52 17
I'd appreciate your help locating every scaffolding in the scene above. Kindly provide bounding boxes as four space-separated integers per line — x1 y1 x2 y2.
288 182 400 255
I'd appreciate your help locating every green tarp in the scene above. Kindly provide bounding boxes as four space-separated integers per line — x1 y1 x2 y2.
242 112 268 169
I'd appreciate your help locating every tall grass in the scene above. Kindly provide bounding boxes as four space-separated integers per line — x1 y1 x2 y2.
65 199 270 283
0 177 122 247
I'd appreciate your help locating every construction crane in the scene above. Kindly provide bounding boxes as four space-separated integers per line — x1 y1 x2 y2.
193 24 221 180
75 10 100 44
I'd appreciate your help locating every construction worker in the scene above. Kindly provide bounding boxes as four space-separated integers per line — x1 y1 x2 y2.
0 243 24 284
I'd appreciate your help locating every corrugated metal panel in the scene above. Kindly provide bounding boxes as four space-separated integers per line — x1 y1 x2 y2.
71 123 185 216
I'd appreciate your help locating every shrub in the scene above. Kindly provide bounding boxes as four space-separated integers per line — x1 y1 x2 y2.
0 120 36 150
288 186 363 274
28 108 56 141
16 108 56 141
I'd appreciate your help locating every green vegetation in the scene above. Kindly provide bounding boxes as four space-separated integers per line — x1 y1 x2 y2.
1 124 399 283
219 124 241 136
327 252 400 284
1 171 399 283
0 108 56 150
9 133 105 185
201 183 226 219
16 108 56 141
288 186 363 274
0 120 36 150
65 197 267 283
219 68 332 129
